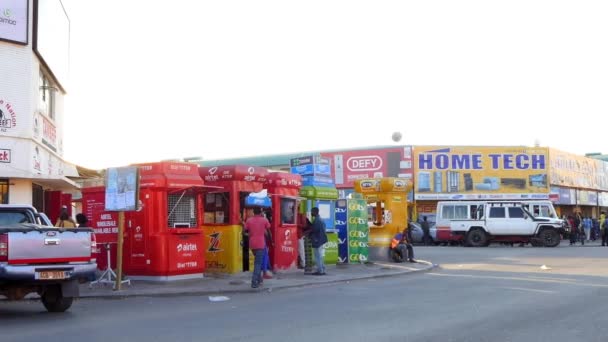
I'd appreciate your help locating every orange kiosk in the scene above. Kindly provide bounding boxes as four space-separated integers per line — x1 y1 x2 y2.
199 165 269 274
354 178 413 261
82 162 207 281
265 172 303 271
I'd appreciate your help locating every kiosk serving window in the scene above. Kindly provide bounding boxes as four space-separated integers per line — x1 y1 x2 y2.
281 198 296 225
168 192 198 228
204 192 230 224
368 201 387 226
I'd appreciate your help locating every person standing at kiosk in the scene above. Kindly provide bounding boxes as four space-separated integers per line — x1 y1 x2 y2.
310 207 328 275
245 207 272 288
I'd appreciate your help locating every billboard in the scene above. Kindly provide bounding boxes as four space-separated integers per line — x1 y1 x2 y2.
549 148 608 191
105 167 139 211
414 146 550 200
0 0 28 45
34 0 70 89
320 146 414 189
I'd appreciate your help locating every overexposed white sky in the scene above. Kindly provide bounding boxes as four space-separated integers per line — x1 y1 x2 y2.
61 0 608 170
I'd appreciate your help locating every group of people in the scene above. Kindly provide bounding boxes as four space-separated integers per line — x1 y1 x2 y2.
54 205 88 228
566 211 608 246
243 206 327 289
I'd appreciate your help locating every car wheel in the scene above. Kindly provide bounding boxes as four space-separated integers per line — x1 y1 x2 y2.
466 229 488 247
41 285 74 313
539 229 560 248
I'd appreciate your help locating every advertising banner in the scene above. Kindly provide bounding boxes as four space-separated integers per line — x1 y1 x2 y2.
335 200 348 263
105 167 140 211
549 148 608 191
557 187 577 205
0 0 28 45
320 146 414 189
577 190 598 206
324 232 339 265
347 199 369 263
414 146 550 200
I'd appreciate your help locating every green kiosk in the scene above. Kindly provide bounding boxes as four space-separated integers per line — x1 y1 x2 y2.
299 185 339 271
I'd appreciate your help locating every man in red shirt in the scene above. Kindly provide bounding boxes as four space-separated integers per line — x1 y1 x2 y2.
245 207 272 288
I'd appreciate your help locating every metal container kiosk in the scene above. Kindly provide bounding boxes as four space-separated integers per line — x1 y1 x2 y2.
299 185 340 265
199 165 269 274
353 178 413 261
265 172 303 271
113 162 208 281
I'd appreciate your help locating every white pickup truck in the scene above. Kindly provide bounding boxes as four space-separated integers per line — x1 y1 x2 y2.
443 201 565 247
0 205 97 312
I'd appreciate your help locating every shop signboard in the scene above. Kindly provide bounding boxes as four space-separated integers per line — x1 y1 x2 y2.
414 146 550 200
320 146 414 189
577 190 598 206
556 187 577 205
550 148 608 191
598 192 608 207
347 199 368 263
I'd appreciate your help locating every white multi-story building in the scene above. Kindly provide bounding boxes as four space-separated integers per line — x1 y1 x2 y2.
0 0 78 211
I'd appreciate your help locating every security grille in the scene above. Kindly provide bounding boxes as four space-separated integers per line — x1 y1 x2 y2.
167 192 197 228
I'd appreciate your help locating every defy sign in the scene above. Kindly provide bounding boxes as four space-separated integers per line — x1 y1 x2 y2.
321 147 413 189
347 156 383 172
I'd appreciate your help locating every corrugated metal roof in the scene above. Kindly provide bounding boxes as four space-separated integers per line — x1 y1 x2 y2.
196 145 405 168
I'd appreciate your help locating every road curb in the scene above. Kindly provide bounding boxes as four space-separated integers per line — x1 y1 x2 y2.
77 261 438 300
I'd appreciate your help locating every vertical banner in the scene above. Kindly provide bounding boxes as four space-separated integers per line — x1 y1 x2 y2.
324 233 339 265
347 199 369 263
335 200 348 263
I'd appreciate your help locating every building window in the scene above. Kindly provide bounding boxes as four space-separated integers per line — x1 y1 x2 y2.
39 71 55 120
0 179 8 204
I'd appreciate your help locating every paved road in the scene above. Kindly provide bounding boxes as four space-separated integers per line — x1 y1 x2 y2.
2 241 608 342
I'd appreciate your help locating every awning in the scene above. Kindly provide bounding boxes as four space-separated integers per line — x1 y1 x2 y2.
169 184 224 194
27 175 81 192
299 186 339 200
244 195 272 208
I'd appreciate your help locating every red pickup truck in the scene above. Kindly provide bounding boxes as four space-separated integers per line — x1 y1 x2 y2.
0 205 97 312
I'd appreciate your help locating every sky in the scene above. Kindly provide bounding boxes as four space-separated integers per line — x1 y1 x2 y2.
60 0 608 170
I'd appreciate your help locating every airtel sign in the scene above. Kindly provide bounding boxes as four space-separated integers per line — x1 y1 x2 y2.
347 156 383 171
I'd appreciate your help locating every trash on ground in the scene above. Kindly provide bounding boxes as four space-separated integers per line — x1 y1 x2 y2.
209 296 230 302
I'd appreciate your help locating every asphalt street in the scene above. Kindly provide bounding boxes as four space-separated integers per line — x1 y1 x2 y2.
2 241 608 342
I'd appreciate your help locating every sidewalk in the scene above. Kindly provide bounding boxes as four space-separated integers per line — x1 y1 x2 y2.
79 260 435 299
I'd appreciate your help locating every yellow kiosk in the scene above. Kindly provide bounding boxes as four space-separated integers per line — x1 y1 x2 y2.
353 178 413 261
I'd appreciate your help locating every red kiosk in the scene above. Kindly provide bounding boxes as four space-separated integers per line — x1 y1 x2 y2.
199 165 269 274
82 162 207 281
265 172 302 271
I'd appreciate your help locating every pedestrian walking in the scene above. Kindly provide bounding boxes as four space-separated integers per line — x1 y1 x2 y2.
310 207 328 276
55 205 76 228
244 207 272 288
421 216 431 246
76 213 89 227
584 216 592 242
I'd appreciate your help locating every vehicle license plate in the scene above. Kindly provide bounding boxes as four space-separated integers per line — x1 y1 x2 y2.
36 270 66 280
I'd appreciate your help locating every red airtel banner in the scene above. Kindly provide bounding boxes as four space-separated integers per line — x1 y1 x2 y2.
320 146 414 188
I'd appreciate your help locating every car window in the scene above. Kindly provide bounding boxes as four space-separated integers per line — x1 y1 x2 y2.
489 207 505 218
508 207 525 218
0 211 30 225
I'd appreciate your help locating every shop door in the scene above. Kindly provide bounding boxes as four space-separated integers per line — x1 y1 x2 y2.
126 209 148 269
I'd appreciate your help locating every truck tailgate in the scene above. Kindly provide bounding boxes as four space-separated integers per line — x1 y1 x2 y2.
7 230 92 265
